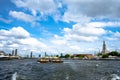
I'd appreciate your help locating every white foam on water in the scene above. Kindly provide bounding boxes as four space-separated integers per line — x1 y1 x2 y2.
65 73 70 80
101 74 120 80
96 64 99 67
109 74 120 80
95 64 99 68
65 76 69 80
37 62 40 63
11 72 17 80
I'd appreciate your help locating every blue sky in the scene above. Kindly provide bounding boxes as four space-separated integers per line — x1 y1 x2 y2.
0 0 120 56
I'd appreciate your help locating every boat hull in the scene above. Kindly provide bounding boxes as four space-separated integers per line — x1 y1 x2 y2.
38 57 64 63
39 61 49 63
38 60 63 63
0 57 9 60
51 61 63 63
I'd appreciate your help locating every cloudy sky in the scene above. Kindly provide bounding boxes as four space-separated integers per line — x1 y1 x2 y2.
0 0 120 56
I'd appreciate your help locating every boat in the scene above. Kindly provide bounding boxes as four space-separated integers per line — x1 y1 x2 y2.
0 52 19 60
51 57 63 63
38 57 63 63
0 55 10 60
38 57 49 63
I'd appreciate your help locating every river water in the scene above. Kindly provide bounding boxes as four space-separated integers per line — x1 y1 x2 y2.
0 59 120 80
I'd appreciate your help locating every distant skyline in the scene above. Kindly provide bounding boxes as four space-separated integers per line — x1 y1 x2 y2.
0 0 120 56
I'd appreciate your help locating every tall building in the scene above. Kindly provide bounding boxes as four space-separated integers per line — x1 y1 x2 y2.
15 49 17 56
101 41 109 54
45 52 47 57
12 50 14 56
30 51 33 58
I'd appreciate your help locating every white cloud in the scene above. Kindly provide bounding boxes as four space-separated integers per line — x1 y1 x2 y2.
20 37 47 48
31 9 37 16
105 37 118 41
0 26 30 39
56 0 120 43
51 35 67 45
64 34 98 42
87 22 120 28
113 32 120 38
1 26 119 56
11 0 120 23
11 0 64 22
0 27 47 55
69 45 80 50
62 23 106 42
12 0 57 16
49 34 104 54
0 17 12 23
51 39 66 45
62 0 120 23
61 21 120 42
73 23 106 36
103 31 120 41
63 12 91 23
9 11 37 22
2 0 120 55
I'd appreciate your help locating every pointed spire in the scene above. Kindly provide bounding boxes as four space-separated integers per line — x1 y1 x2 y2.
103 41 106 50
101 41 109 54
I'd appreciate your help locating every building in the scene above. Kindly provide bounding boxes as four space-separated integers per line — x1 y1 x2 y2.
12 50 14 56
15 49 17 56
73 54 94 59
30 51 33 58
101 41 109 54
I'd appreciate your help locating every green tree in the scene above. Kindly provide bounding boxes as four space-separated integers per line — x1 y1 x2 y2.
56 55 59 57
71 55 74 59
65 54 71 58
97 53 102 56
78 55 85 59
117 54 120 57
102 54 109 58
109 51 119 56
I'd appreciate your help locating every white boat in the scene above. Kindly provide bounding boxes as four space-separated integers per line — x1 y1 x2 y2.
0 51 19 60
0 55 9 60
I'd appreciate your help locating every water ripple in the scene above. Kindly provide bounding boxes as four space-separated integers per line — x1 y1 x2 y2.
0 59 120 80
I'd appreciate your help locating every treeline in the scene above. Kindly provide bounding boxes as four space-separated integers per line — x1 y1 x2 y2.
98 51 120 58
56 53 73 58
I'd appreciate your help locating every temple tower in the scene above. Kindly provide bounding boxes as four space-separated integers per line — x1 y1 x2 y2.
101 41 109 54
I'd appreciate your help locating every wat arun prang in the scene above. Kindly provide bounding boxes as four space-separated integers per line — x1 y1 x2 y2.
101 41 109 54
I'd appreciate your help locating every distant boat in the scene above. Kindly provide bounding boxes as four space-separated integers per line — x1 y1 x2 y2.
38 57 49 63
0 55 9 60
38 57 63 63
0 51 9 60
0 53 19 60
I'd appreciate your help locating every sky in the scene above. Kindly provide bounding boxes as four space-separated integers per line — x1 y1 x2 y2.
0 0 120 57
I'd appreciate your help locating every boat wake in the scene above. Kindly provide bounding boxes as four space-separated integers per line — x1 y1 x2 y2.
101 74 120 80
11 72 17 80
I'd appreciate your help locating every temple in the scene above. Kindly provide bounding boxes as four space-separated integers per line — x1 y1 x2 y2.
101 41 109 54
